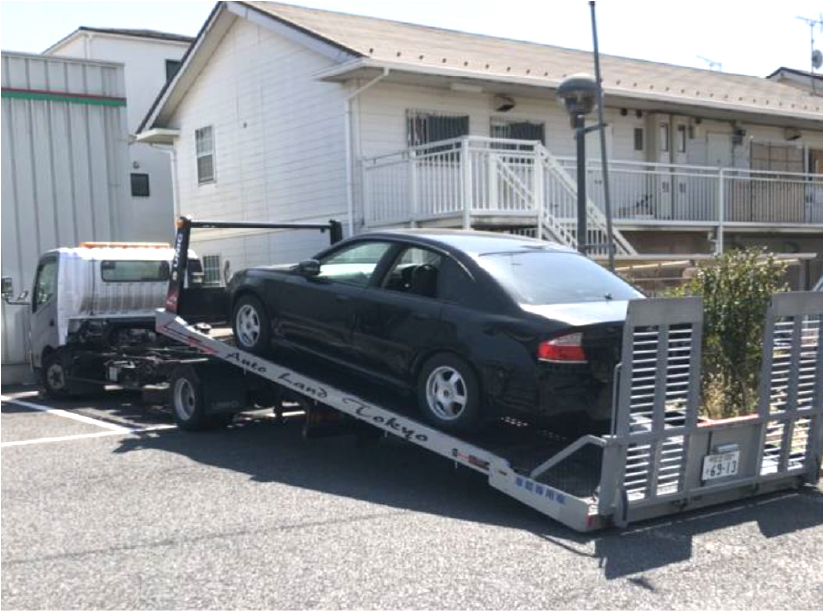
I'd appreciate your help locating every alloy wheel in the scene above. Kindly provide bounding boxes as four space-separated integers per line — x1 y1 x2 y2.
425 366 468 421
236 304 261 347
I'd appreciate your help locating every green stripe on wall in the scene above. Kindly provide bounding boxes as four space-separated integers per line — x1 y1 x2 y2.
1 89 126 107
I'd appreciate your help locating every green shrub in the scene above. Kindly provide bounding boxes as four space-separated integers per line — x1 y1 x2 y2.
671 248 788 419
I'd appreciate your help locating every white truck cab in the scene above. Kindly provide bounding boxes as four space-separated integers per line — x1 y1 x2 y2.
28 242 203 396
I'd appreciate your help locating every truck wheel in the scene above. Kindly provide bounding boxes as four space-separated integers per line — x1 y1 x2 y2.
417 353 483 433
232 295 271 355
41 352 71 399
169 365 232 431
40 350 99 399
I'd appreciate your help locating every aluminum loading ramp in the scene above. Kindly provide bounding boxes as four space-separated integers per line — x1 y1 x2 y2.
156 218 822 531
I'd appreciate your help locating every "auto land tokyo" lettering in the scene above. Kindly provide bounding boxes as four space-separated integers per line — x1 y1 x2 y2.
342 397 428 442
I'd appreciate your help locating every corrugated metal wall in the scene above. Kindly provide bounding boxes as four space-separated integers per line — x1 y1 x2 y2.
1 51 131 384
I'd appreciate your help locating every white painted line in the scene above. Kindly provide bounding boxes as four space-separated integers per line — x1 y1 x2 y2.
0 424 177 448
0 395 132 432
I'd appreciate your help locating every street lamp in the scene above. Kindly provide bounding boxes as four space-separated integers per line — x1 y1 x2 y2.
557 73 597 254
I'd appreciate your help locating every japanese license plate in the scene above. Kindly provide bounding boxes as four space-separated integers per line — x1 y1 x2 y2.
702 450 740 481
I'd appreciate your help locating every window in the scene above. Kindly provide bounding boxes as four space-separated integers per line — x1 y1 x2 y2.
633 127 644 151
101 260 170 283
676 125 687 153
659 123 669 152
202 255 222 286
130 173 150 197
33 258 57 311
490 119 545 150
195 126 215 184
381 247 444 298
165 59 182 82
751 142 803 173
317 241 393 286
478 252 643 305
407 110 469 148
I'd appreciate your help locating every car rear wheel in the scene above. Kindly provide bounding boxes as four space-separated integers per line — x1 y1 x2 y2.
417 353 482 433
232 295 271 355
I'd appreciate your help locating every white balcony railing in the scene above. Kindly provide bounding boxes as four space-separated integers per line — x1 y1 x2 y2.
361 137 823 255
556 158 823 226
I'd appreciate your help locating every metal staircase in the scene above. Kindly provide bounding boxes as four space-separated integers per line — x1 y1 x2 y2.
534 144 636 256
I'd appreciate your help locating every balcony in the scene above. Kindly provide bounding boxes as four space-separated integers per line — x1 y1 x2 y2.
361 136 823 255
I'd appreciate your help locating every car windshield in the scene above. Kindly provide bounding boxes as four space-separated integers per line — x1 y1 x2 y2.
478 251 643 305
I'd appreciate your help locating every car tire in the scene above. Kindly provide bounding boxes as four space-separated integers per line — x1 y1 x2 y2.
417 353 482 433
169 365 232 431
232 294 271 355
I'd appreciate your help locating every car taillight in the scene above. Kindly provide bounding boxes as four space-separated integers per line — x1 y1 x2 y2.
537 332 587 363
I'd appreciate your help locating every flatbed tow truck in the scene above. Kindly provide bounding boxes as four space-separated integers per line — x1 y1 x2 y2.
155 217 823 532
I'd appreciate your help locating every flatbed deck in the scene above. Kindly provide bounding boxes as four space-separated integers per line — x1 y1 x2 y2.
154 217 822 532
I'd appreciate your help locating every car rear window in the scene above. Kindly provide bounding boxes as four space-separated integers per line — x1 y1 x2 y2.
101 260 170 283
478 251 642 305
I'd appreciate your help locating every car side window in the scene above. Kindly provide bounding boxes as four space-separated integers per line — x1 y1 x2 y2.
317 241 392 287
381 247 444 299
33 258 58 312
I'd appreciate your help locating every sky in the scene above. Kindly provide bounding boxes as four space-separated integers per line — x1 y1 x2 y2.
1 0 822 77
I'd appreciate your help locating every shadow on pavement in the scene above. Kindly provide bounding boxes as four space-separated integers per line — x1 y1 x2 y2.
111 412 823 581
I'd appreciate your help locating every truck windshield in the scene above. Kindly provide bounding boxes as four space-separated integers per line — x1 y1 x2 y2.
101 260 170 283
478 251 643 305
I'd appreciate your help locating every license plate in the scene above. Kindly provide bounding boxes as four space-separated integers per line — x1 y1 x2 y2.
702 450 740 481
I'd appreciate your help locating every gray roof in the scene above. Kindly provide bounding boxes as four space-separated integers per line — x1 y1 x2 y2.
45 26 194 54
77 27 194 43
245 1 823 120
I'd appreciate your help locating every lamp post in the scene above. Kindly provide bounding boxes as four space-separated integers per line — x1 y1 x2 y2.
556 74 597 254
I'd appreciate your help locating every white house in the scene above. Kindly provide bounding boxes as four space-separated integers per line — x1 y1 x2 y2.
46 27 194 242
138 1 823 282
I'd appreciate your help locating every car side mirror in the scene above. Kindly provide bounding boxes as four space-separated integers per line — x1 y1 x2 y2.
297 259 321 277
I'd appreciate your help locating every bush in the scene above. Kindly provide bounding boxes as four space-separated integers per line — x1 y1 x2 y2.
671 248 787 419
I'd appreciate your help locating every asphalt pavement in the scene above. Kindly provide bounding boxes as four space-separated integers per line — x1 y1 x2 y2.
2 386 822 610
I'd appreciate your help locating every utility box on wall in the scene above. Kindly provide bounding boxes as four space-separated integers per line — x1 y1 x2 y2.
1 51 131 384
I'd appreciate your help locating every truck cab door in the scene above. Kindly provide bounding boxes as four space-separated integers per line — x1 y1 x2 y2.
29 255 59 368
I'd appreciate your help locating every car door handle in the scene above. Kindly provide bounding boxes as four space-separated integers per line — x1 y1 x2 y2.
413 312 429 321
335 294 351 303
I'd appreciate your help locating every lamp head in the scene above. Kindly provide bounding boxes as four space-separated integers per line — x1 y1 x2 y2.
556 73 598 117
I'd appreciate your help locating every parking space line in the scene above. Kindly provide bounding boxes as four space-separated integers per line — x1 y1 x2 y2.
0 395 134 432
0 424 177 448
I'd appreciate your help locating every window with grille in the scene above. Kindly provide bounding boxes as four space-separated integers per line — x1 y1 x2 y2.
195 126 215 184
202 255 222 286
490 119 545 150
406 110 469 149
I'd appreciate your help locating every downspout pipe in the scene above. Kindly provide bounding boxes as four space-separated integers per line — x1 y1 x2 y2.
344 67 389 236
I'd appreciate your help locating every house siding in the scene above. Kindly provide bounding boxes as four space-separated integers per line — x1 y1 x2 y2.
356 80 823 170
168 17 348 270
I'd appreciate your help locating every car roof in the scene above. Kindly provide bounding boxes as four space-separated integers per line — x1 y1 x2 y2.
358 229 577 257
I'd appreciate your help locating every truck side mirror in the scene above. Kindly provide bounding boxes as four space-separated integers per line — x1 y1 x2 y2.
297 259 321 277
1 277 13 300
2 278 29 305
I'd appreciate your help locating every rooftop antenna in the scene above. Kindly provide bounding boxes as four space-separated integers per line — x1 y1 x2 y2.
696 55 723 71
796 14 823 95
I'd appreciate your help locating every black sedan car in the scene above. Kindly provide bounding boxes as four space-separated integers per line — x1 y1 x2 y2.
227 230 643 432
